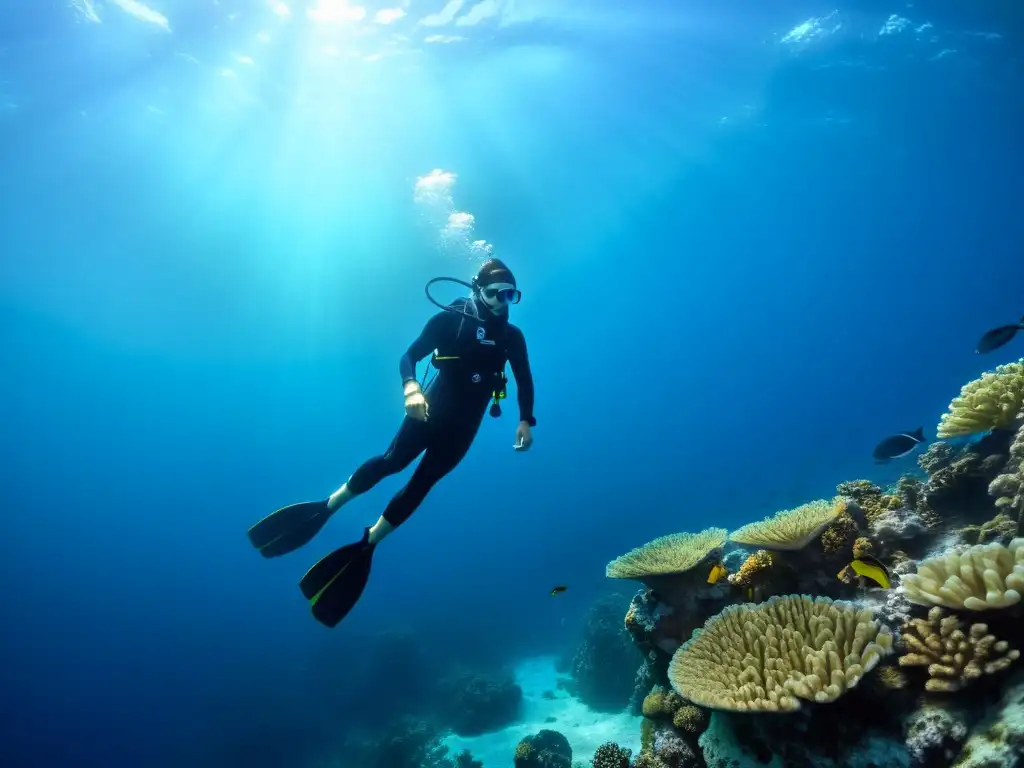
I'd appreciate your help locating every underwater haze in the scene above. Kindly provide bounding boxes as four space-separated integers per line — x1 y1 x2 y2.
1 0 1023 766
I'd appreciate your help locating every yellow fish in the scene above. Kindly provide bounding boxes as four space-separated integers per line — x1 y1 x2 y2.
837 556 891 589
707 563 727 585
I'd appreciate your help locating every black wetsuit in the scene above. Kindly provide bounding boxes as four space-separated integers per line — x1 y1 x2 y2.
346 298 536 527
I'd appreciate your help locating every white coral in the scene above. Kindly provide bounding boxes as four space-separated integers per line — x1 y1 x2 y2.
900 539 1024 611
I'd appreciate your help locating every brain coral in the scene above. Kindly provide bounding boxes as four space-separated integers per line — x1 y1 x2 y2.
667 595 893 712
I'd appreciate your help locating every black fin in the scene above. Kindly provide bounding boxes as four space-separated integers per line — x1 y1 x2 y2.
299 530 375 628
911 426 925 442
247 500 334 558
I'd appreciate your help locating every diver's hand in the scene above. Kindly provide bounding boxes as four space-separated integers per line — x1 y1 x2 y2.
513 421 533 451
404 383 428 421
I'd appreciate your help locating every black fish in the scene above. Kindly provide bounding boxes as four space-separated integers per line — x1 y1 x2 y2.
550 585 567 596
872 427 925 462
976 316 1024 354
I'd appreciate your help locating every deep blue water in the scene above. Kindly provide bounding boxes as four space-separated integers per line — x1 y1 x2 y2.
1 1 1022 766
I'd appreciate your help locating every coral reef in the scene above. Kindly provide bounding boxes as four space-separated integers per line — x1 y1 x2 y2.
953 669 1024 766
899 606 1020 692
514 729 572 768
568 595 642 712
698 708 910 768
667 595 893 711
820 504 859 554
936 359 1024 438
900 539 1024 611
921 442 957 474
870 505 930 552
959 512 1018 546
989 423 1024 522
593 365 1024 768
836 480 903 523
438 668 523 736
628 652 663 715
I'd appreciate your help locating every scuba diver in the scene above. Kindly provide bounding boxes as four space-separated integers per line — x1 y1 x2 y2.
247 258 536 628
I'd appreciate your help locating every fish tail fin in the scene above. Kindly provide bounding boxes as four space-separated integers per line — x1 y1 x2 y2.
912 426 925 442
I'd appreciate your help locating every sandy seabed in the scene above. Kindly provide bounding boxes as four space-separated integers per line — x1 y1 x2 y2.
442 656 643 767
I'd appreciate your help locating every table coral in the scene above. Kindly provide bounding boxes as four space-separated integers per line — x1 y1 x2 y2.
606 528 727 579
729 498 843 551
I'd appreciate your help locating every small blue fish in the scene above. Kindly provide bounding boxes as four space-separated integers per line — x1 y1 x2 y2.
873 427 925 462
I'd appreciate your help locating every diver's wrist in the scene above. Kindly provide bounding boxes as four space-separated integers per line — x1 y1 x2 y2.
403 380 421 397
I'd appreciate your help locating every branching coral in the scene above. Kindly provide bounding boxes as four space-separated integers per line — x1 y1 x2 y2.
853 537 874 559
820 501 858 555
591 742 632 768
606 528 727 579
672 703 709 735
728 498 843 551
900 539 1024 610
936 358 1024 438
726 549 774 589
667 595 894 712
898 606 1020 692
872 665 909 692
